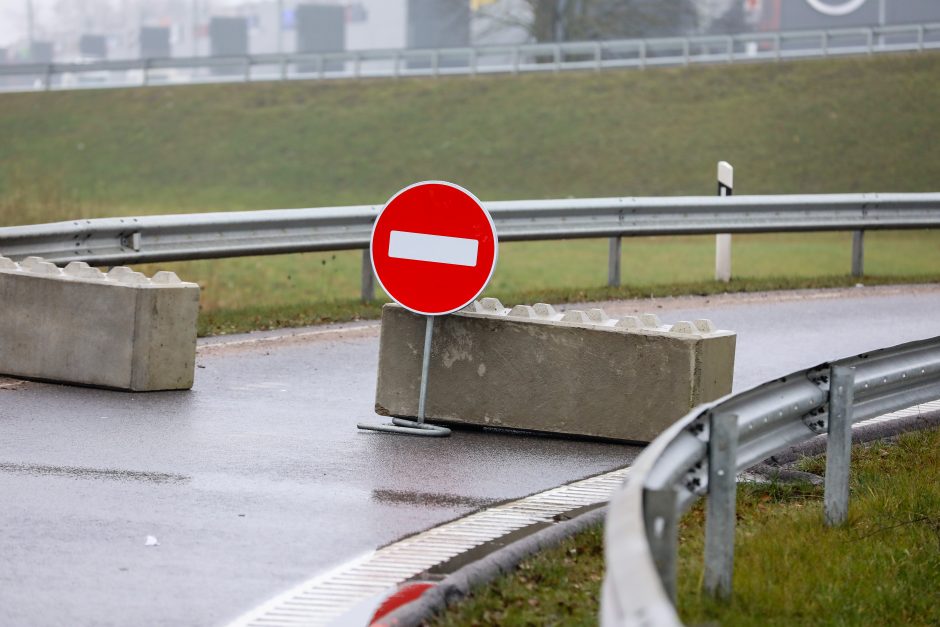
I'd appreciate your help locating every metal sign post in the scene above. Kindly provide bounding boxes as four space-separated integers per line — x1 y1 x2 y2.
358 316 450 436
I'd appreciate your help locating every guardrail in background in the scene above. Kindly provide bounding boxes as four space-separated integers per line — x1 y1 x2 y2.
601 335 940 626
1 23 938 94
1 192 939 301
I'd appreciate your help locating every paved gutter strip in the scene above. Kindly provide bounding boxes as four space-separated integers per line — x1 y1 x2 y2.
374 507 610 627
225 468 630 627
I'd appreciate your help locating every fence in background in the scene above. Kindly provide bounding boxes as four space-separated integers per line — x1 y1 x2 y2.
1 192 939 301
600 334 940 626
1 23 939 94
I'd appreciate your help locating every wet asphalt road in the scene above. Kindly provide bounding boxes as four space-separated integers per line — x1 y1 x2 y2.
1 285 938 627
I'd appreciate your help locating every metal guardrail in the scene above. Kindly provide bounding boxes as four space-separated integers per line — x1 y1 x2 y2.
1 192 939 300
1 23 938 93
600 335 940 626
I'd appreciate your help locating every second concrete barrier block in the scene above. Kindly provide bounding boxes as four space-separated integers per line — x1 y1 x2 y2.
375 300 736 442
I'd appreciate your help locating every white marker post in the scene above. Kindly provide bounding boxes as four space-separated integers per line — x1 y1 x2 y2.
715 162 733 283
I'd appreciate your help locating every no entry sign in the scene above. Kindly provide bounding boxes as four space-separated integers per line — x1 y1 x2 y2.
371 181 498 316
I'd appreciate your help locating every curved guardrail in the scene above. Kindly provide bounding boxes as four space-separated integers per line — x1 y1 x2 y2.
601 335 940 626
2 191 938 302
2 192 939 266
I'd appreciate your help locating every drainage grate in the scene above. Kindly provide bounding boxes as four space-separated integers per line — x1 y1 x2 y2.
225 467 630 627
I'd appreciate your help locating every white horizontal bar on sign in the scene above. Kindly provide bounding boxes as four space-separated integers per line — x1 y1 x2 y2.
388 230 479 267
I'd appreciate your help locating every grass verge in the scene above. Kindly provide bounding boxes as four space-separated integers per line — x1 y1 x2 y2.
428 428 940 626
3 54 940 218
4 54 939 334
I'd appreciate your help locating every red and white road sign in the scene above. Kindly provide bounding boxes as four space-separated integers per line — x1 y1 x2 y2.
371 181 498 316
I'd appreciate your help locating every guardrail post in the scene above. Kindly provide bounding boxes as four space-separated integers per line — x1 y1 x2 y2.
775 33 782 61
851 230 864 277
594 42 602 71
142 59 150 86
822 31 829 56
825 365 855 526
354 52 361 78
244 56 251 82
393 52 401 78
607 237 621 287
432 50 440 77
512 47 520 74
554 44 562 72
470 49 478 76
361 249 375 303
727 36 734 62
639 41 647 69
704 412 739 601
867 28 874 54
918 25 925 51
643 487 679 604
280 55 288 80
43 64 53 91
683 38 690 65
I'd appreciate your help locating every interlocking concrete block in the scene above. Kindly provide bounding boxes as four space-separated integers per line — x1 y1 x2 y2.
0 256 200 391
375 301 736 442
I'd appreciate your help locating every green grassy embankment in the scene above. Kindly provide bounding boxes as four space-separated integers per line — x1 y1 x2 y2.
2 53 939 333
429 428 940 626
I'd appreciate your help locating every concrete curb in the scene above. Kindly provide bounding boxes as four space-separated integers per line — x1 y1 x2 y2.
372 505 608 627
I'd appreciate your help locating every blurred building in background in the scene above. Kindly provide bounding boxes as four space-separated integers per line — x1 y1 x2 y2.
3 0 940 65
79 34 108 59
709 0 940 34
29 40 54 63
209 16 249 74
296 4 345 70
140 26 171 59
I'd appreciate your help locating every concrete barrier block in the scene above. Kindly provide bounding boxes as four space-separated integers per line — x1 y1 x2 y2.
533 303 558 319
509 305 536 318
640 313 663 328
480 297 505 312
669 321 697 334
561 309 591 324
615 316 642 330
375 302 736 442
695 319 717 333
0 256 200 391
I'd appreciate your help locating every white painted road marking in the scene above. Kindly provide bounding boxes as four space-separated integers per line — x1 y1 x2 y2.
388 230 479 267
